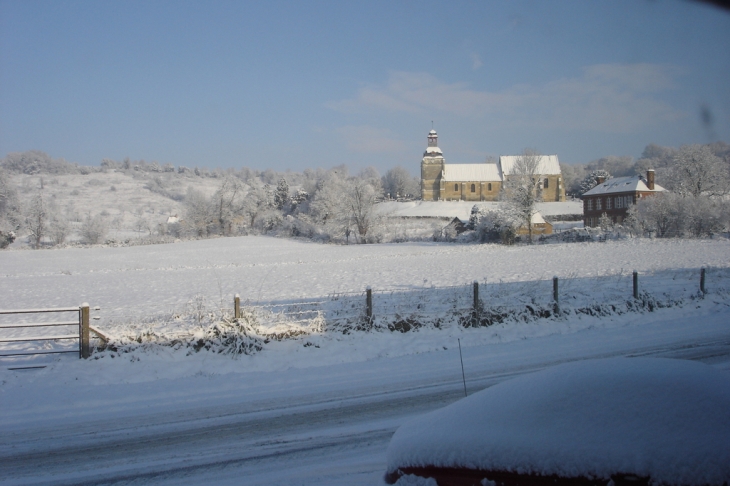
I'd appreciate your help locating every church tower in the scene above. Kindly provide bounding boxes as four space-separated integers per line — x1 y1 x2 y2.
421 129 444 200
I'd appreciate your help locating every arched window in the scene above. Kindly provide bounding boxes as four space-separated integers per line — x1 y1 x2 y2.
454 184 459 192
488 183 492 191
470 183 476 193
544 178 549 188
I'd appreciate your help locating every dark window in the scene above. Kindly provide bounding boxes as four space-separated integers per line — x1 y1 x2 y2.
454 184 458 192
470 184 475 193
488 183 492 191
544 178 549 188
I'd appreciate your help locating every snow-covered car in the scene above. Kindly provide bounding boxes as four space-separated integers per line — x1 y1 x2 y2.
385 357 730 486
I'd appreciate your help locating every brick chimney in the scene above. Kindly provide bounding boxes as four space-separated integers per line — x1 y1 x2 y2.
596 176 605 185
646 169 655 190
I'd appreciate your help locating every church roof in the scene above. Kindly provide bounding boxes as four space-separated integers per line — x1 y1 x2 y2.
582 175 666 196
498 155 561 176
442 163 501 182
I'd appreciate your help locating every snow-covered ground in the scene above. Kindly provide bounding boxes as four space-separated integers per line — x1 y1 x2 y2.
1 236 730 485
376 200 583 219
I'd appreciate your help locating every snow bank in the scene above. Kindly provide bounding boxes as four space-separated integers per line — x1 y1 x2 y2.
386 357 730 485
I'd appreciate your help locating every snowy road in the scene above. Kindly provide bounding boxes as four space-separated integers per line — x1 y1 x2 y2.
2 300 730 486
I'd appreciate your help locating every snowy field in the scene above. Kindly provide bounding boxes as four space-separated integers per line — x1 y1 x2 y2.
1 236 730 485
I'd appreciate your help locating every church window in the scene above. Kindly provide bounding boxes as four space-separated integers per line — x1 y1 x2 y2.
470 184 475 193
544 178 549 188
454 184 459 192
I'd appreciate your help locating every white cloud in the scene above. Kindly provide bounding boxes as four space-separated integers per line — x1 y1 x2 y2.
328 64 685 133
471 53 483 70
335 125 408 154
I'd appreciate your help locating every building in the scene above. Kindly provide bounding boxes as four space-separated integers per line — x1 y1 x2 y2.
581 170 665 227
420 129 566 202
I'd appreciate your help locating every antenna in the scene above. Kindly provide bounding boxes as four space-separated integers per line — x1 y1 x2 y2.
431 120 434 129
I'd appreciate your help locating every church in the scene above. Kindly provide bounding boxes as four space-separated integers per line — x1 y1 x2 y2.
420 130 566 202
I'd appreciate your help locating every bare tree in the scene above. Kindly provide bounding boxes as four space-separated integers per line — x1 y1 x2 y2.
669 144 729 197
183 187 215 237
382 166 418 199
348 179 377 241
502 149 543 243
212 177 246 235
80 213 108 244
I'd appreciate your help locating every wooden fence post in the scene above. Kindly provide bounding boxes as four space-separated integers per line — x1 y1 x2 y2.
700 268 706 295
633 271 639 300
472 281 480 326
553 276 560 315
234 294 241 319
366 287 373 324
80 303 90 359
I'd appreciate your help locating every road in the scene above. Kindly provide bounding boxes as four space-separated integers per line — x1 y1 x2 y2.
2 311 730 485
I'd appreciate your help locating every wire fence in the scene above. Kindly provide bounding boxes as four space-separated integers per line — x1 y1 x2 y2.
3 267 726 360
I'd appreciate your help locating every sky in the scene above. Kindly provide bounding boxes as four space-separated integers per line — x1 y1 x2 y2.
1 1 729 176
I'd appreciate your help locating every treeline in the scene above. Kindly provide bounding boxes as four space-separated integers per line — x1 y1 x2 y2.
560 141 730 197
0 152 420 200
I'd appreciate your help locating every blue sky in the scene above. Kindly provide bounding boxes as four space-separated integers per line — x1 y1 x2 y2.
1 1 729 175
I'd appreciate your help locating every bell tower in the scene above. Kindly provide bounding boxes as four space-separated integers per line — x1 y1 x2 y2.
421 129 445 200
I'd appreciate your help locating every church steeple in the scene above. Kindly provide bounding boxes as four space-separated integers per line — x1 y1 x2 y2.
424 129 443 157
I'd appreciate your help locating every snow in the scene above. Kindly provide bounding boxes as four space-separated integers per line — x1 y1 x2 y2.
376 200 583 219
1 235 730 484
386 357 730 485
498 155 562 176
442 164 501 182
582 174 666 196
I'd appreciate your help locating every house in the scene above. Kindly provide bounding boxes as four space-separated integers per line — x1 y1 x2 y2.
581 170 665 227
516 212 553 236
420 130 566 202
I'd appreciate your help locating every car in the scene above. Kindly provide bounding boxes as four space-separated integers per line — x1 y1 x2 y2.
385 357 730 486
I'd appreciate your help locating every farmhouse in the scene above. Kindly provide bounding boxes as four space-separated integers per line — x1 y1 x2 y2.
420 130 566 203
581 170 665 227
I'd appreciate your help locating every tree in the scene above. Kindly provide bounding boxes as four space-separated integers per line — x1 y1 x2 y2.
241 182 274 230
24 192 48 248
274 178 289 211
579 170 612 195
470 205 519 244
183 187 215 237
382 166 418 199
48 213 71 245
211 177 246 235
80 214 108 244
668 144 729 197
502 149 543 243
0 169 20 248
348 179 377 240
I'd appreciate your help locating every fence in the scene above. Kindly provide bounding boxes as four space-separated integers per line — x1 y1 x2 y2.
232 267 713 333
0 304 107 364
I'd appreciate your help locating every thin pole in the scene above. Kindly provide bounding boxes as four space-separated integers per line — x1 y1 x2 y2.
458 338 467 397
700 267 706 295
633 271 639 300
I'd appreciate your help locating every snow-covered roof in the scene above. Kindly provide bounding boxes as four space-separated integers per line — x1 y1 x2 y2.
429 129 437 135
582 175 666 196
424 146 443 156
442 163 500 182
498 155 561 176
386 357 730 485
